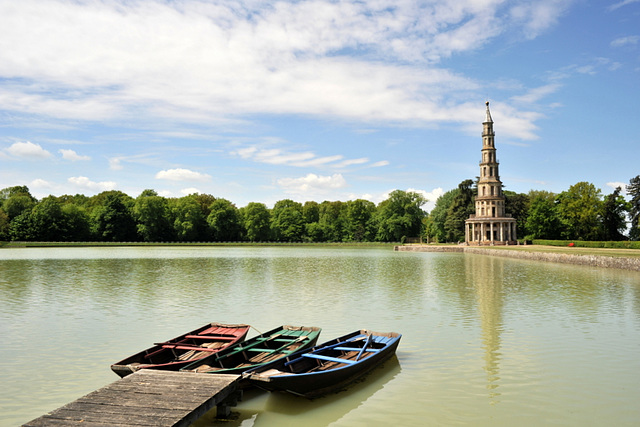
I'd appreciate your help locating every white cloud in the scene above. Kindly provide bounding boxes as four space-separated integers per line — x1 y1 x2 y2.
409 187 445 212
231 145 383 169
6 141 52 159
510 0 571 40
370 160 390 168
68 176 116 192
277 173 347 196
511 83 562 104
609 0 640 11
333 158 370 168
109 157 124 171
155 168 211 182
180 187 202 196
606 181 627 192
0 0 559 139
59 149 91 161
30 178 55 190
369 187 443 208
611 35 640 47
608 62 622 71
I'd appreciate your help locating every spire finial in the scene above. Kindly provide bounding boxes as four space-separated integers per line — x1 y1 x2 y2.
484 101 493 123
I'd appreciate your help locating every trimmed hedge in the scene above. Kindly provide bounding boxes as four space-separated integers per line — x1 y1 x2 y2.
533 240 640 249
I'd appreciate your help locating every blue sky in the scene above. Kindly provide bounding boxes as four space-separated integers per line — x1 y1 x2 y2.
1 0 638 211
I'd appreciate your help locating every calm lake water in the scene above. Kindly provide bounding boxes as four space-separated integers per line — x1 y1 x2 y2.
1 246 639 426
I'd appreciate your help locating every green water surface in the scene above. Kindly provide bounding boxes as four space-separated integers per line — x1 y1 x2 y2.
1 246 639 426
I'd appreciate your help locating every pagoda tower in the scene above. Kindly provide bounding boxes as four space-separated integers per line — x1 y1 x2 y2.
465 102 517 245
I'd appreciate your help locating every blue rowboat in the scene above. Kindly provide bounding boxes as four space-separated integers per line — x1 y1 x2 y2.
242 329 401 398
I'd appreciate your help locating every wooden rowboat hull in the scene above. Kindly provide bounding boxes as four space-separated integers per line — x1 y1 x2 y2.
243 330 401 398
110 322 250 377
180 325 321 375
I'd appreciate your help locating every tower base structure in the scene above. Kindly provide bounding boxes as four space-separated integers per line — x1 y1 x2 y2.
465 215 517 246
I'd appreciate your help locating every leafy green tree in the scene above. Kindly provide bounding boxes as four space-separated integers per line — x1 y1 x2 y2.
504 190 530 237
23 196 67 241
525 191 562 239
444 179 475 242
318 201 346 242
302 201 323 242
374 190 426 242
600 186 628 241
171 195 209 241
207 198 242 241
426 189 458 242
0 185 34 202
133 190 175 241
240 202 271 242
628 175 640 241
0 209 10 240
91 193 138 241
304 222 324 242
2 186 37 220
61 203 91 241
9 211 35 241
58 194 90 208
556 182 602 240
421 214 434 243
303 201 320 224
345 199 376 242
192 193 217 219
86 190 133 214
271 199 304 242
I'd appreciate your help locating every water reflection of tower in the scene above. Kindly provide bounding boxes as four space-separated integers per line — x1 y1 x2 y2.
466 254 504 402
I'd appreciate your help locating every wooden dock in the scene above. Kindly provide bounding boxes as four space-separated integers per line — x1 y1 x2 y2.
23 370 241 426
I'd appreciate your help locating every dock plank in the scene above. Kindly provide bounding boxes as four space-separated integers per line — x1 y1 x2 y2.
23 370 241 427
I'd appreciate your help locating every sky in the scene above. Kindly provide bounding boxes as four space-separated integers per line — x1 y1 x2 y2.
0 0 639 211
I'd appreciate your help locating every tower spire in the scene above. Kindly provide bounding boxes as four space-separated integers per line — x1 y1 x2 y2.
484 101 493 123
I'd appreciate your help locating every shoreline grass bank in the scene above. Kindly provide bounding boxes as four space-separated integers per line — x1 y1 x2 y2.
395 244 640 272
0 241 397 249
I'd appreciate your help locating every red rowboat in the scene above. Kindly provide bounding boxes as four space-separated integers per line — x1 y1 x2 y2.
111 322 250 377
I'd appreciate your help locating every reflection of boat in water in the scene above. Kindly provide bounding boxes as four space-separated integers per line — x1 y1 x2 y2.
244 330 401 398
192 355 403 427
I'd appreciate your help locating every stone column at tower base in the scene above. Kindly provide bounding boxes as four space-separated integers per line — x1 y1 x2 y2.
464 217 517 246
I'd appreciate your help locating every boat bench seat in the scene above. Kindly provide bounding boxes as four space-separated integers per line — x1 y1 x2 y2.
372 336 393 344
246 348 295 354
302 353 357 365
246 348 276 353
184 335 236 340
333 346 381 353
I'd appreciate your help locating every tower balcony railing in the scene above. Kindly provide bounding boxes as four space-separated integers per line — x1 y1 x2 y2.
479 159 500 165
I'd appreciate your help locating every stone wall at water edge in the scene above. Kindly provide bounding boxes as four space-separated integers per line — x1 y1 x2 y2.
394 245 640 272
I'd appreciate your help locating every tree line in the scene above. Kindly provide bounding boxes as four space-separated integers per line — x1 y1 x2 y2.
425 176 640 242
1 175 639 244
0 187 425 243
